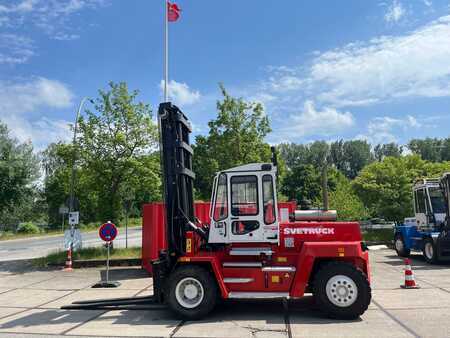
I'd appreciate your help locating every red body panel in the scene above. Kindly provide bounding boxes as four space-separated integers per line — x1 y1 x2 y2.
142 202 370 299
141 201 296 273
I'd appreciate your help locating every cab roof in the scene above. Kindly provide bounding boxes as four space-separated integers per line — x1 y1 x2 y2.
220 163 275 174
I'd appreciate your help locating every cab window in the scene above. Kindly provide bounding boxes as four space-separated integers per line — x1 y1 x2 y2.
429 187 445 214
213 174 228 221
232 220 259 235
231 175 258 216
262 175 276 224
416 189 426 213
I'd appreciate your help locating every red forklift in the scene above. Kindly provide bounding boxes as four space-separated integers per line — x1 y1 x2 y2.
63 103 371 320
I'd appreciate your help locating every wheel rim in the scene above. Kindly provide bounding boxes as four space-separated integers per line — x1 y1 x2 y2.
175 277 204 309
326 275 358 308
395 238 404 252
425 242 434 259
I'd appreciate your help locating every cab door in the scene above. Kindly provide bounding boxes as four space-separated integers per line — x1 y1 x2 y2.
228 174 265 242
415 188 428 228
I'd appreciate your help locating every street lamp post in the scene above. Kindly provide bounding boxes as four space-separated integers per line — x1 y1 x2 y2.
68 97 88 215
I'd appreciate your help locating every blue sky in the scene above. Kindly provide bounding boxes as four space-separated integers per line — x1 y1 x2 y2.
1 0 450 150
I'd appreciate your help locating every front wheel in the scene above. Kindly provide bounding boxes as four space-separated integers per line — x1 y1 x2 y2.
313 261 371 320
167 265 218 320
423 238 438 264
394 234 410 257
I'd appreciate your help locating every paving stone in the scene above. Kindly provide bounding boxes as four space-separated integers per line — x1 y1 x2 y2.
0 289 72 308
373 288 450 309
389 308 450 338
0 273 56 288
68 309 181 337
175 300 287 338
42 288 142 309
289 309 412 338
25 276 98 291
0 308 26 320
0 308 103 335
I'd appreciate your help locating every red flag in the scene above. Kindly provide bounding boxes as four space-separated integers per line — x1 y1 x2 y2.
167 1 180 22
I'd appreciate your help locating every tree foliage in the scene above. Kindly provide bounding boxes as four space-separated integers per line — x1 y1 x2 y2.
325 173 369 221
76 82 159 222
193 84 273 199
41 82 161 226
353 155 450 222
0 122 40 229
281 164 338 206
373 143 402 161
280 139 373 179
408 137 450 162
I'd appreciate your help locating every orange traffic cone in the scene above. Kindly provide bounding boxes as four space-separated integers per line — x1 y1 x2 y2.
63 248 73 271
400 258 419 289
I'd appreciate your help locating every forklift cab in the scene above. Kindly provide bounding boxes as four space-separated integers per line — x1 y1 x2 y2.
413 179 446 229
208 163 279 244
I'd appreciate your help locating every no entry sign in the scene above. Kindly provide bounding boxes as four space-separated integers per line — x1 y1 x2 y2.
99 222 118 242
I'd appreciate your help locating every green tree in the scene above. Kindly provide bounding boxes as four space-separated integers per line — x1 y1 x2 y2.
408 138 443 162
373 143 402 161
340 140 374 179
325 173 369 221
193 84 273 199
42 142 98 226
353 155 450 222
0 122 40 229
77 82 159 222
281 164 338 205
278 143 310 169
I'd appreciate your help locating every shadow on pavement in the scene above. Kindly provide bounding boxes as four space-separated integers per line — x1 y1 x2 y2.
0 297 357 331
0 309 102 330
99 267 149 282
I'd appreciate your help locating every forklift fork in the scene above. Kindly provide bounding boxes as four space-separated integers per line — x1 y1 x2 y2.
61 295 166 311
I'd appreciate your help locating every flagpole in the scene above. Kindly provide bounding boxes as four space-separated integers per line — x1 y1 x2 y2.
164 0 169 102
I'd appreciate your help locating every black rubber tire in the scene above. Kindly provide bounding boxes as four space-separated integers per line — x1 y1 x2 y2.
423 238 438 264
167 265 217 320
394 234 410 257
312 261 371 320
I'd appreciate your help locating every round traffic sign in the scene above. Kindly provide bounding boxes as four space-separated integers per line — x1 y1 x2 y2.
99 222 118 242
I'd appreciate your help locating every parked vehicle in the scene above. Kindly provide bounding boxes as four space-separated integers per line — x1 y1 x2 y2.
394 176 450 263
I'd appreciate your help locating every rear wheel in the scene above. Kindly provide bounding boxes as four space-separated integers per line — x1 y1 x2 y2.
394 234 410 257
313 261 371 320
167 265 217 320
423 238 438 264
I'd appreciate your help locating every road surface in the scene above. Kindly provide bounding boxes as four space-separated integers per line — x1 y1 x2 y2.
0 227 142 262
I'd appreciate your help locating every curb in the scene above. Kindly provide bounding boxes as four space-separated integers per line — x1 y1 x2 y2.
49 258 141 268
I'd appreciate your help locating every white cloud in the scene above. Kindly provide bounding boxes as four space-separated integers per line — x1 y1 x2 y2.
263 15 450 108
160 80 201 106
385 1 406 23
359 115 422 144
0 33 34 64
275 101 354 140
0 77 74 148
0 0 107 40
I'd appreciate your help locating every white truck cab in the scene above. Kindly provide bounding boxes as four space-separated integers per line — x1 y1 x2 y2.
208 163 279 244
412 178 446 229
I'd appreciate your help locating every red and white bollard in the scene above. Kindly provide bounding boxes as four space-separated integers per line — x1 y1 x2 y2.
63 248 73 272
400 258 420 289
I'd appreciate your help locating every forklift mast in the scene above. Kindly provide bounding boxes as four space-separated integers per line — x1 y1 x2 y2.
158 102 195 257
441 173 450 227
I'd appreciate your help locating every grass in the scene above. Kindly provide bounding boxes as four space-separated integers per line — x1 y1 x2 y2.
362 228 393 243
0 218 141 241
33 246 141 267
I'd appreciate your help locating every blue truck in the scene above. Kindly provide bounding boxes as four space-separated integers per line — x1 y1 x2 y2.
394 173 450 263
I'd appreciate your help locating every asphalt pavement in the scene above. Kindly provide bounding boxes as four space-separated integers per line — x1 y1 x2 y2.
0 227 142 262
